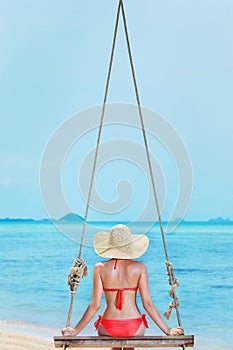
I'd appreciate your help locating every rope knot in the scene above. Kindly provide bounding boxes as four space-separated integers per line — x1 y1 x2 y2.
165 260 180 288
164 260 180 319
163 296 180 320
67 257 88 295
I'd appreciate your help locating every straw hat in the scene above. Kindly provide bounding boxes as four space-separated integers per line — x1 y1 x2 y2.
93 224 149 259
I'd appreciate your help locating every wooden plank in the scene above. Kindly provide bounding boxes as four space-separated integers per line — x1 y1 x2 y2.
54 335 194 348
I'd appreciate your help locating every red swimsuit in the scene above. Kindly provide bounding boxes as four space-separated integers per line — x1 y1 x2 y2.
94 314 149 337
94 259 149 337
103 286 138 310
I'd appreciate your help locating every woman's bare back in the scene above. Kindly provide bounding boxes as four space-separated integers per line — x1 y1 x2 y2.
98 259 143 319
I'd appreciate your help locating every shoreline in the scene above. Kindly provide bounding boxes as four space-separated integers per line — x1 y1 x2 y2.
0 320 59 350
0 320 108 350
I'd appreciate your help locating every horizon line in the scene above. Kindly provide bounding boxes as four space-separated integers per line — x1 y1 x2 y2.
0 216 232 223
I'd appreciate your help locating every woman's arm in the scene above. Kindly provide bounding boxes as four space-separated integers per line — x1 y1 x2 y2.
61 263 103 336
138 263 183 336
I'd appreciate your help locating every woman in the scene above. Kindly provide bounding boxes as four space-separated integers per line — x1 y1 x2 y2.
62 224 184 342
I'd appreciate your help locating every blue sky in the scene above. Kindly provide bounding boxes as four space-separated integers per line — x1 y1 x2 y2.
0 0 233 221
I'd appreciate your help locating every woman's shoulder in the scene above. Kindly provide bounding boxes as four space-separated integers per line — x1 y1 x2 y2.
94 259 147 271
94 260 111 270
131 260 147 271
94 261 105 269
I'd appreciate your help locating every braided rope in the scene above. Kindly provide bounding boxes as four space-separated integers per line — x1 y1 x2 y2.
78 0 122 260
67 257 88 294
65 0 122 328
66 257 88 327
120 1 183 329
163 261 180 319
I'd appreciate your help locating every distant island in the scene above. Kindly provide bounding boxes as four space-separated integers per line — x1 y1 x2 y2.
0 214 233 224
0 213 84 223
58 213 84 222
207 216 233 224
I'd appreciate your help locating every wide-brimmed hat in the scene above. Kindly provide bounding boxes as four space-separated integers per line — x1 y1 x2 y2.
93 224 149 259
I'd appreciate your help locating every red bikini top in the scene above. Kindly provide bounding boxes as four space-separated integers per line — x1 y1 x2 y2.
103 286 138 310
103 259 138 310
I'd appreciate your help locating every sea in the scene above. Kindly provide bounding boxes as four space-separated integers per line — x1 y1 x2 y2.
0 221 233 349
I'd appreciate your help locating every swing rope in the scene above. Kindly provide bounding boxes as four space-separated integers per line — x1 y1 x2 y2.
120 0 182 328
66 0 183 338
65 0 122 328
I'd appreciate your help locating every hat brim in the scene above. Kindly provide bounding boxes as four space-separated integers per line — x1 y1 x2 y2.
94 231 149 259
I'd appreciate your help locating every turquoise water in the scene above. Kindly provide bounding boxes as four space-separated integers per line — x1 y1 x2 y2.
1 222 233 348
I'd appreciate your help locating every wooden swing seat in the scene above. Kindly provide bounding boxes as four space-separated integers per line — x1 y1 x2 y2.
54 335 194 348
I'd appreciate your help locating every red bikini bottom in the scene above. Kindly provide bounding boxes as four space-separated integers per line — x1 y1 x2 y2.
94 314 149 337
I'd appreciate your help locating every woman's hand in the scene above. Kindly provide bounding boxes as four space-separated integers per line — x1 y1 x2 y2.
61 327 78 336
169 326 184 336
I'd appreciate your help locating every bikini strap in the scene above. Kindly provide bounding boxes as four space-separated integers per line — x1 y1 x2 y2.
142 314 149 328
114 259 118 270
103 287 138 292
94 315 102 331
103 287 138 310
123 287 138 291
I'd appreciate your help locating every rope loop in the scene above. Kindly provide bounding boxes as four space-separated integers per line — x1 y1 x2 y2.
67 257 88 295
163 297 180 320
165 260 180 287
164 260 180 317
121 0 183 328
